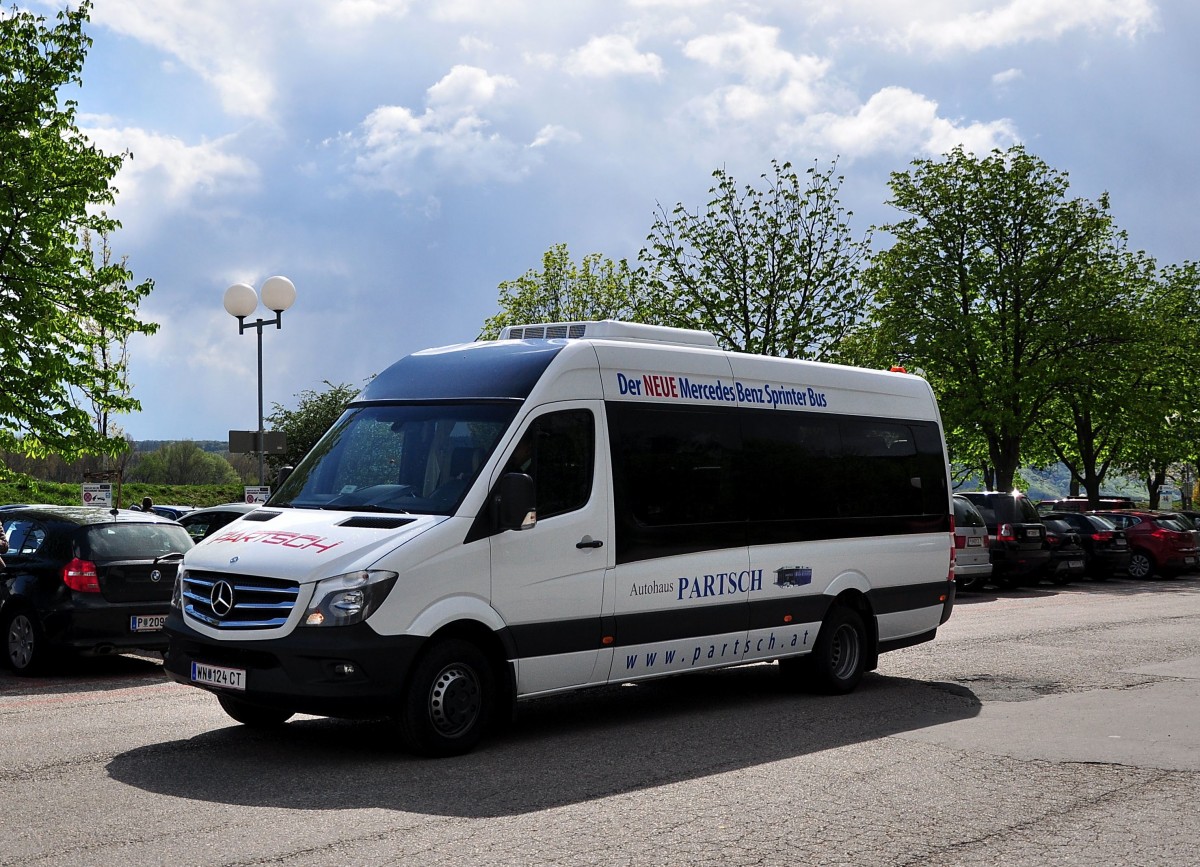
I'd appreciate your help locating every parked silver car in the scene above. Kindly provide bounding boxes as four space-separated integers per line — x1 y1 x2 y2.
953 493 992 591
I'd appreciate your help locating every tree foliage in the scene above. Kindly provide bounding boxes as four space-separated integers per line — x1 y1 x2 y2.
642 159 872 360
266 380 360 471
0 2 156 460
127 441 239 486
865 145 1136 492
479 244 650 338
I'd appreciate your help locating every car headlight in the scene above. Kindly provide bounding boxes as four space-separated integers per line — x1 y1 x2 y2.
302 570 398 627
170 567 185 610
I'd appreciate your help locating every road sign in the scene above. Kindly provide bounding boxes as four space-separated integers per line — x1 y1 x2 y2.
244 486 270 504
229 430 287 454
82 483 112 507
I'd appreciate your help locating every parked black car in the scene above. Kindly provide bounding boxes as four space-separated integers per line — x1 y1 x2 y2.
959 491 1050 589
0 506 194 675
1034 517 1087 585
1041 511 1131 579
177 502 258 543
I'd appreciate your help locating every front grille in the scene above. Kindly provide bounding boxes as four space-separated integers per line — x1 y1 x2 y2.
182 570 300 630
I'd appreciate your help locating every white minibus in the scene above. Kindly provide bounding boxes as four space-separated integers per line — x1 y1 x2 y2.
164 321 955 756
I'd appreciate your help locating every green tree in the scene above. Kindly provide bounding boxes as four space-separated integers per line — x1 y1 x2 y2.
0 2 156 460
129 442 239 485
642 159 872 360
865 145 1133 492
479 244 650 339
266 381 360 471
1116 262 1200 507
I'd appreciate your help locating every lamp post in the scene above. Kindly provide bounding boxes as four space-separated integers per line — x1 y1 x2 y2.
223 276 297 486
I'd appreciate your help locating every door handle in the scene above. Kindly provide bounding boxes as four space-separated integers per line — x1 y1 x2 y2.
576 536 604 549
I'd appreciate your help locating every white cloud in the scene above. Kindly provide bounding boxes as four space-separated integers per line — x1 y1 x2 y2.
794 86 1018 159
683 15 831 115
79 123 259 212
529 124 581 148
89 0 279 119
564 34 665 79
881 0 1158 53
992 68 1023 86
345 66 528 196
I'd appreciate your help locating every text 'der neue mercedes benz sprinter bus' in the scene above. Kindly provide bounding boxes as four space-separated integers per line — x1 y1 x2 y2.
164 321 955 756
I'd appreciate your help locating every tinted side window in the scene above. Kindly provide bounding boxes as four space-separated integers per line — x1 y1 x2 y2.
2 519 47 556
743 413 837 521
503 409 594 520
609 404 743 528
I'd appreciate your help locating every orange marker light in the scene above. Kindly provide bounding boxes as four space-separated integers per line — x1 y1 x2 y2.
602 635 614 645
783 614 793 623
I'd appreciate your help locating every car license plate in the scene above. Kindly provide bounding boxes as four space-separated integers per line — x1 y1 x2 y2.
1025 529 1040 539
967 537 983 547
191 661 246 691
130 614 166 632
1069 560 1084 569
1114 540 1127 548
1186 557 1197 566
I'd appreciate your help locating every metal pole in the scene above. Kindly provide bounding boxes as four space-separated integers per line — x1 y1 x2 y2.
257 318 265 486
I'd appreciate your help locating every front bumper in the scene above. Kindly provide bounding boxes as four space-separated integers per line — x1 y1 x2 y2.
163 610 424 719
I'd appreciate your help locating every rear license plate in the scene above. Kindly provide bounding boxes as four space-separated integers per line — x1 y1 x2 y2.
130 614 166 632
1069 560 1084 569
191 661 246 691
1025 529 1041 539
1185 557 1197 566
1114 540 1127 548
967 537 983 547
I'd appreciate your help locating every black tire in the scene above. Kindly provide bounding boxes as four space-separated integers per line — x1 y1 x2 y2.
3 608 47 676
1128 550 1155 579
217 694 294 727
791 606 867 695
399 638 495 757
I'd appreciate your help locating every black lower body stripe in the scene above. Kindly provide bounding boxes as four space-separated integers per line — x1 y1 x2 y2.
500 581 949 659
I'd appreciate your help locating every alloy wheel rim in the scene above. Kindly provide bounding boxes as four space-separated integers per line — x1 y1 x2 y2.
7 615 34 669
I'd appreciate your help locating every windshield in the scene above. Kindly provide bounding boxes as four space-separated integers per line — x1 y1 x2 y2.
270 403 519 515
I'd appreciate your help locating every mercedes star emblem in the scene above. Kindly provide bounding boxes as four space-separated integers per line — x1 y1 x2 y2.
210 580 236 618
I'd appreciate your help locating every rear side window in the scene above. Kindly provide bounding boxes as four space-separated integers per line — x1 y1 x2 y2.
82 523 194 560
953 498 985 528
1014 497 1042 523
2 519 47 556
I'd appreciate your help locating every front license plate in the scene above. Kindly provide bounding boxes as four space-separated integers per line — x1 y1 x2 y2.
1186 557 1197 566
191 661 246 691
130 614 166 632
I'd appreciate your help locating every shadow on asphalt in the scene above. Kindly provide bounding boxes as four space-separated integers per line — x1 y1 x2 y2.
0 651 163 695
105 665 980 817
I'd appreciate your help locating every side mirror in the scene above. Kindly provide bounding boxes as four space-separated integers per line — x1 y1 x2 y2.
276 465 294 488
495 472 536 531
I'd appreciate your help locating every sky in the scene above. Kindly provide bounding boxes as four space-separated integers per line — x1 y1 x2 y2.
21 0 1198 441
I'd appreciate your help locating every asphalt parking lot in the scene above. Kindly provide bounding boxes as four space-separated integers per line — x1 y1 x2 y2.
2 574 1199 866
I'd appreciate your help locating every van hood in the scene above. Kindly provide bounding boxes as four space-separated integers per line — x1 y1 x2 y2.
182 508 448 584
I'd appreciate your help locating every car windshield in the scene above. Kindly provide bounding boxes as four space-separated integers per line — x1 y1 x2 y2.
270 402 519 515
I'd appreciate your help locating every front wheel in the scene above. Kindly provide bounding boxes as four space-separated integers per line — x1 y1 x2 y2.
790 606 867 695
399 639 496 757
3 609 48 676
217 694 295 727
1128 550 1155 579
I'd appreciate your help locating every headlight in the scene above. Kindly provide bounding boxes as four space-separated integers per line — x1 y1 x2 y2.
302 570 398 627
170 567 185 610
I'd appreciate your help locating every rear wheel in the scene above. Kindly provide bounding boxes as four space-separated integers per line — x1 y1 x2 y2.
1128 550 1155 579
399 638 496 757
217 694 294 727
788 606 867 695
3 609 47 677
